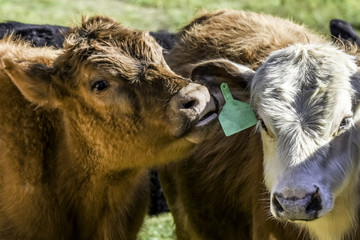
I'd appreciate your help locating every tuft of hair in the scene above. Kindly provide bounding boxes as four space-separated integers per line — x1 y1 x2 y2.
53 15 165 87
0 34 61 67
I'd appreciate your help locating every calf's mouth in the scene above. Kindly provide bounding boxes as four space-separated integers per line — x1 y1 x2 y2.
195 93 219 127
184 94 221 143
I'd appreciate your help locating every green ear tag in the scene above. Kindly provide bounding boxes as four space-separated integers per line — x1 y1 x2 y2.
218 83 257 136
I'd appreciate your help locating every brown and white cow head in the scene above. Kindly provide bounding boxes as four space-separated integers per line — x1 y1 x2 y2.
191 44 360 239
0 16 219 169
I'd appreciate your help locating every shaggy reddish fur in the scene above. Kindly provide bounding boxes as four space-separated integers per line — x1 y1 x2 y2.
0 16 207 240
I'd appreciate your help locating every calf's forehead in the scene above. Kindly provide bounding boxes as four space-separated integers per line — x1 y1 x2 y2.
58 20 168 84
251 44 357 135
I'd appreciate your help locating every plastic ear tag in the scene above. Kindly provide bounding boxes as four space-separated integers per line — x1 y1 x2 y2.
218 83 257 136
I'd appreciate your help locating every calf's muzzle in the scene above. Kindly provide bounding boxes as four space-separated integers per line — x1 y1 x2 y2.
168 82 219 143
272 185 323 221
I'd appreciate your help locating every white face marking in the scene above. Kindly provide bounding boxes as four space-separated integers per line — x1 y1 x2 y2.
261 86 354 191
251 43 360 238
260 126 281 191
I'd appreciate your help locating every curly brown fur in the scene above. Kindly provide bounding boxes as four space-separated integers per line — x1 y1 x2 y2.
0 15 214 240
166 10 325 78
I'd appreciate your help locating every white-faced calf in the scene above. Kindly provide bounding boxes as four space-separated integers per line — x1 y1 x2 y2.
250 43 360 240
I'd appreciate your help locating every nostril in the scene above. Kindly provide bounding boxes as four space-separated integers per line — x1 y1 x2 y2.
182 99 198 109
306 188 322 214
272 193 284 213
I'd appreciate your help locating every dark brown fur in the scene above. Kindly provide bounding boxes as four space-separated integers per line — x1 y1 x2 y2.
159 10 338 240
0 16 214 240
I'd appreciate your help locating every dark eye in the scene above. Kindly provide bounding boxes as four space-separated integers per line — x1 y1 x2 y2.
91 80 109 92
339 117 352 130
259 119 268 132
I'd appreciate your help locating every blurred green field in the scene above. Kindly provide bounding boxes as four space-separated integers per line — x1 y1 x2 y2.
0 0 359 239
0 0 359 35
138 213 175 240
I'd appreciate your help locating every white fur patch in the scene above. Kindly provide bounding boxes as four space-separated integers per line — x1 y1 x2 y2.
252 43 360 238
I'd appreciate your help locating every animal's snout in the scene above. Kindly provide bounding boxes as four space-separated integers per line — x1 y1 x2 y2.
173 83 211 114
272 185 323 221
178 94 200 111
168 82 219 143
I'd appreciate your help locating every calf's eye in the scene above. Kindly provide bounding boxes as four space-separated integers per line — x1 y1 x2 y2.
339 117 352 130
91 80 109 92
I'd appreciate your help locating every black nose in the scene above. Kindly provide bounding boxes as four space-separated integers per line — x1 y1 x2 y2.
272 186 322 221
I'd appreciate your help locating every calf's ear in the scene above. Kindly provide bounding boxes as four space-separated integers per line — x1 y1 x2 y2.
190 58 254 102
1 57 64 108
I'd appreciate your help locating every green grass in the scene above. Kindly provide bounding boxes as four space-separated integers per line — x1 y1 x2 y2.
0 0 359 239
0 0 359 34
138 213 175 240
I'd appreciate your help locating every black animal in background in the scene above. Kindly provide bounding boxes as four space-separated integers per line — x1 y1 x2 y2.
0 21 177 50
0 21 69 48
330 19 360 46
6 19 358 50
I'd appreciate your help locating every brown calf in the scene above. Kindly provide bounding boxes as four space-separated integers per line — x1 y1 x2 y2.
159 10 356 240
0 16 219 239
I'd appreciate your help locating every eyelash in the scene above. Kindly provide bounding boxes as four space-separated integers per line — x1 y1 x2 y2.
259 119 268 133
339 117 353 130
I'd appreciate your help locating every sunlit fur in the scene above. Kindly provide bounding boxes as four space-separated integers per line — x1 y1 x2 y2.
0 16 213 240
160 9 360 240
252 43 357 183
